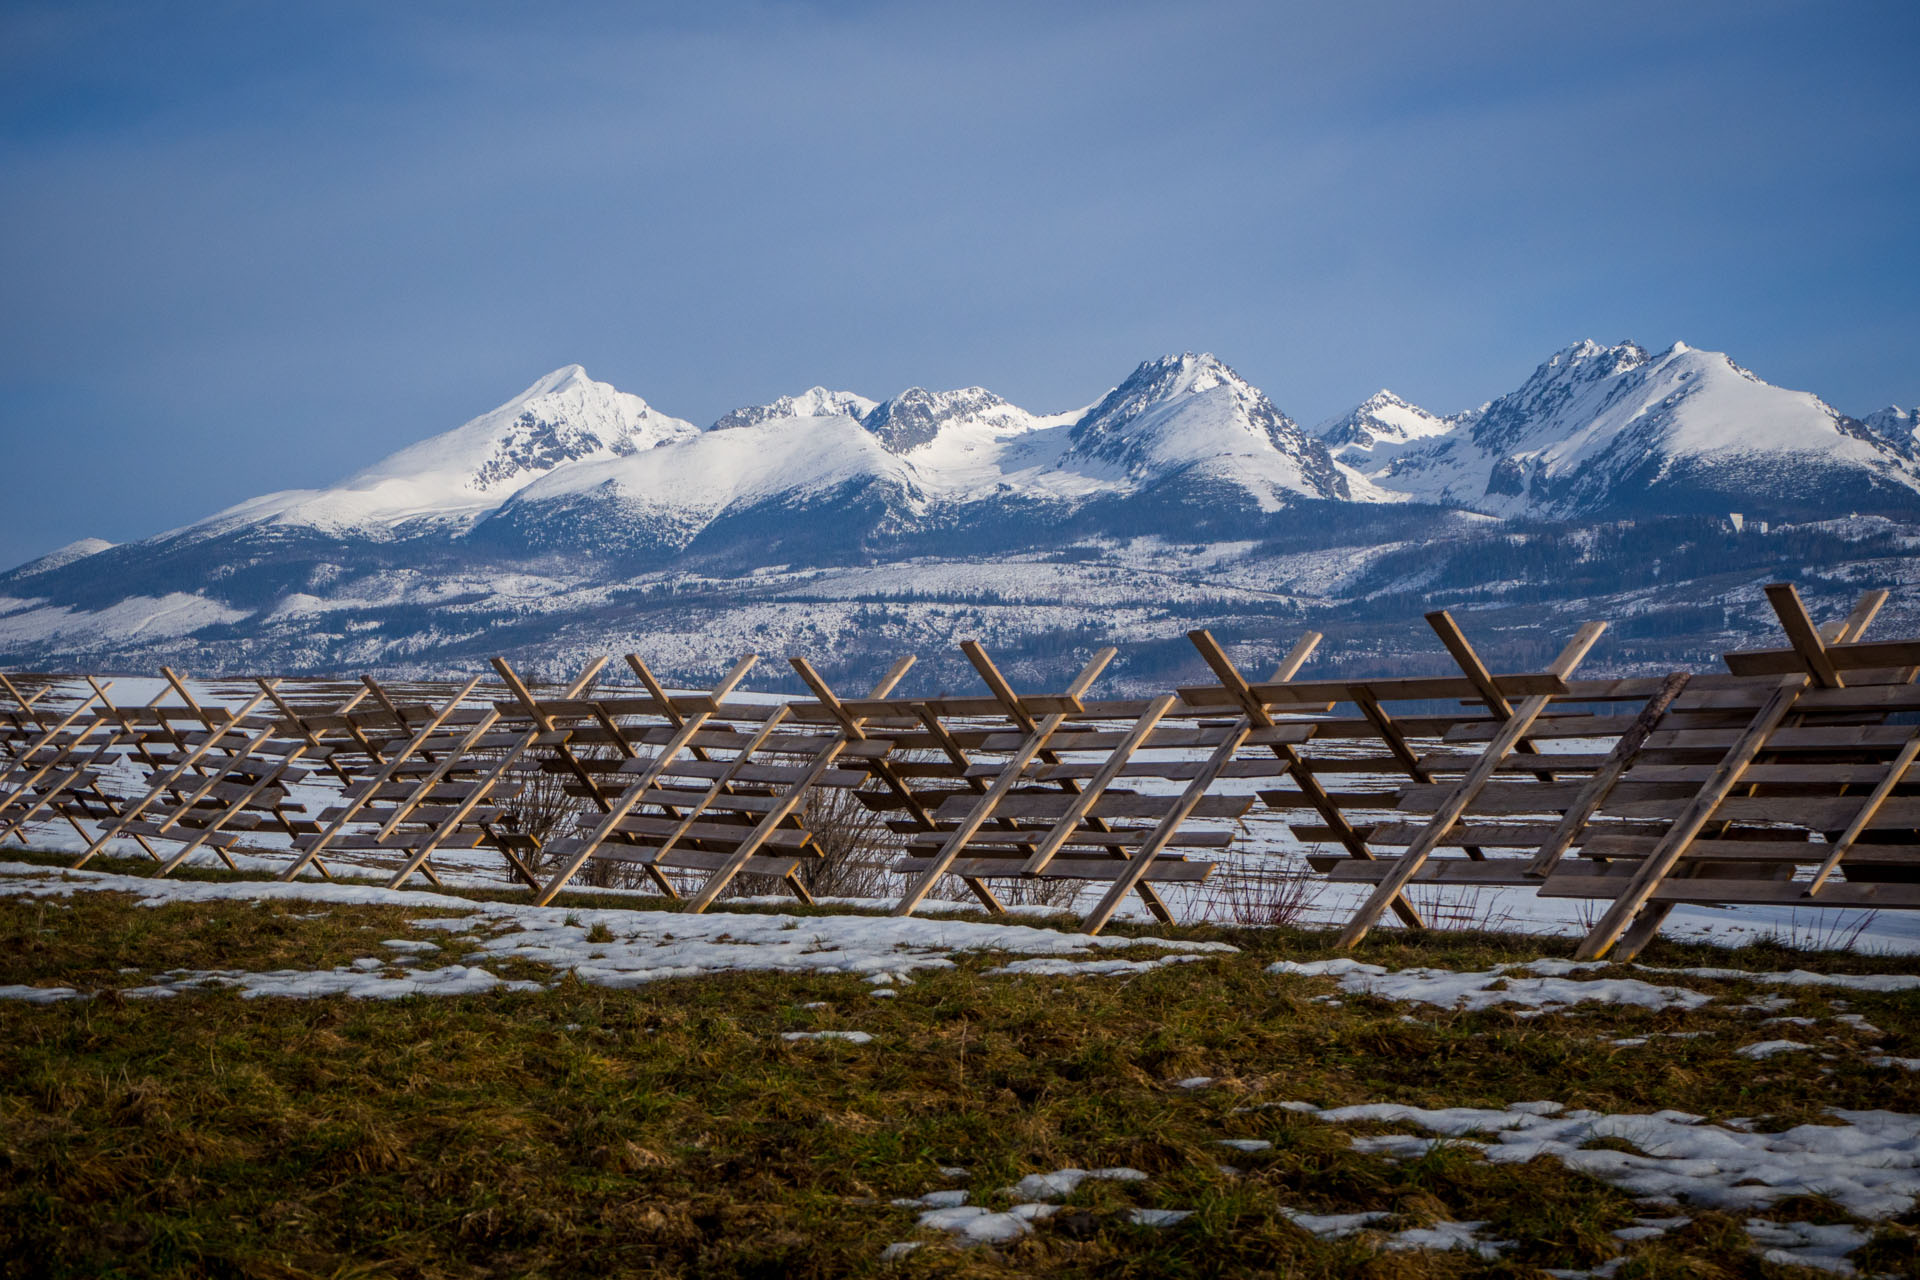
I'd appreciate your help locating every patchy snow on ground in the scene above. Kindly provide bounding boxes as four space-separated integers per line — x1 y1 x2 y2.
0 859 1233 1000
1744 1219 1874 1275
914 1202 1057 1245
780 1030 873 1044
1640 965 1920 993
1268 957 1714 1013
122 963 541 1001
1281 1099 1920 1219
1002 1167 1149 1201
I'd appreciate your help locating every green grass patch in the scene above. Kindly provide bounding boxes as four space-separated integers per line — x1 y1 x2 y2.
1 852 1918 1277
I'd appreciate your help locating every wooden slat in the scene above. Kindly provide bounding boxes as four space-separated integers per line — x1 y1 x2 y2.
1337 621 1607 949
1574 674 1809 960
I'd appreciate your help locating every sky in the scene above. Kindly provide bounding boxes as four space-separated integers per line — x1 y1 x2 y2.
1 0 1917 568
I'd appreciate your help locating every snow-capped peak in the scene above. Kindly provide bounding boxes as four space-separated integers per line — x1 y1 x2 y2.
711 387 879 431
1316 389 1456 455
1343 339 1920 518
858 386 1037 453
1062 353 1356 506
179 364 699 540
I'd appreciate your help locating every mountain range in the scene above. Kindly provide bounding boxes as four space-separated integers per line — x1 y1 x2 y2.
5 341 1918 687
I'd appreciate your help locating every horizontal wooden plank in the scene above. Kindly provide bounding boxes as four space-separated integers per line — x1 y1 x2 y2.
891 855 1215 882
1722 638 1920 677
1623 761 1919 785
1393 780 1699 814
1644 725 1920 753
1176 671 1569 710
646 759 870 789
596 847 805 877
608 814 814 849
1323 859 1541 885
1604 794 1920 827
904 827 1237 850
966 757 1294 784
931 792 1252 822
1541 866 1920 907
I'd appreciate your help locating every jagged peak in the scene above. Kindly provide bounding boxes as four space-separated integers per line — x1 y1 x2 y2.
1317 389 1453 451
1110 351 1246 399
857 385 1021 453
1355 388 1414 410
711 387 877 432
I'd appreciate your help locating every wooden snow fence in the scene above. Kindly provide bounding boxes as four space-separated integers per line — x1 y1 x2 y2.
0 673 163 853
509 652 912 909
273 671 587 888
875 639 1309 931
1211 584 1920 958
1177 612 1612 945
69 669 350 874
3 577 1918 950
1544 583 1920 959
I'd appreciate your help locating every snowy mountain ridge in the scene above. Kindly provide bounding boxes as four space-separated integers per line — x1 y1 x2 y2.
5 338 1920 680
1336 340 1920 518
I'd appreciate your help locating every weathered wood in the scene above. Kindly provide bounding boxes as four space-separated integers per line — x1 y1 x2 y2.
1337 621 1607 949
531 655 757 906
1574 674 1809 960
686 655 917 911
1805 735 1920 895
1084 628 1352 934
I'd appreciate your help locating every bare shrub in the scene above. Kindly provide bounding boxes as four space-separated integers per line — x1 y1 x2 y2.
1769 908 1882 953
1405 883 1518 934
1201 859 1322 928
991 872 1086 911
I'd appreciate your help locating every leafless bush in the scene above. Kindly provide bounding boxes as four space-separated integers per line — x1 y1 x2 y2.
1769 908 1882 953
1405 883 1519 934
991 871 1085 910
1201 859 1322 927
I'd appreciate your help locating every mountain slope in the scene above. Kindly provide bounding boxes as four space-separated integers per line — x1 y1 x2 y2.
1064 353 1362 508
178 365 700 543
1347 341 1920 518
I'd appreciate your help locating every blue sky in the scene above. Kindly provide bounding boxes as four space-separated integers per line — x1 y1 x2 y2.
1 0 1916 567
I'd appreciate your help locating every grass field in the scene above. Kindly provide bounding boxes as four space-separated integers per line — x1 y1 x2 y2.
3 848 1919 1279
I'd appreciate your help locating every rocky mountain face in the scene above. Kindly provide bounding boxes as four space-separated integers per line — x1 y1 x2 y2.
1317 390 1458 457
4 342 1917 684
1331 341 1920 519
1864 405 1919 455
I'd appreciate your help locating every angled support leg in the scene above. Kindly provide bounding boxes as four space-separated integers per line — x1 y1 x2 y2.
686 656 916 911
1338 621 1607 949
1575 672 1808 961
1524 672 1691 876
387 659 608 889
893 647 1115 918
792 656 1005 912
275 677 482 881
1190 629 1428 931
533 656 757 907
